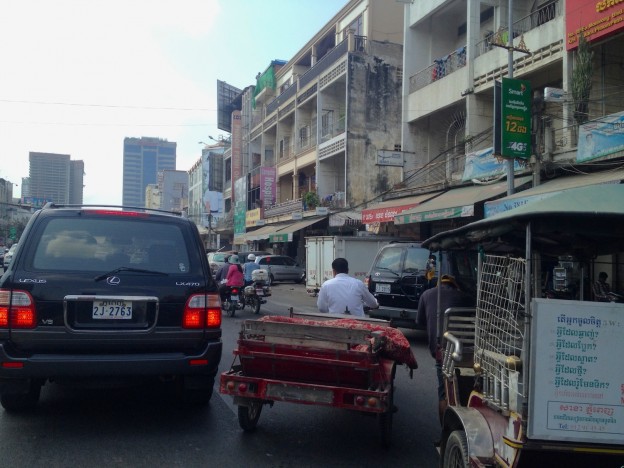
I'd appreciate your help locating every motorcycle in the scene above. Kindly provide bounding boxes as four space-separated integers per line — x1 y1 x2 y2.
242 270 272 314
221 285 245 317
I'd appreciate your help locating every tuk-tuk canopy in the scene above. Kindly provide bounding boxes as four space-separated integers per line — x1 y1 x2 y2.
422 184 624 259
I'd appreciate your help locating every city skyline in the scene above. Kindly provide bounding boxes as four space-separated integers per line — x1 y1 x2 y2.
0 0 345 204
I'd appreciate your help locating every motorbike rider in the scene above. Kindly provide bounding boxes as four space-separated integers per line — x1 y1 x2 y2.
215 255 233 301
226 257 245 289
243 253 261 286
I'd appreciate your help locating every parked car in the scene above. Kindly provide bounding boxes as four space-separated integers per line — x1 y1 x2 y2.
0 204 222 412
234 251 270 265
207 251 236 275
3 244 18 271
255 255 305 285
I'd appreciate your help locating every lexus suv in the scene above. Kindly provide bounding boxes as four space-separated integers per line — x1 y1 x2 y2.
0 204 222 412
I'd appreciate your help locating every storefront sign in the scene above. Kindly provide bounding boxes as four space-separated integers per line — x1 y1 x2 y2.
566 0 624 50
269 233 291 243
362 203 419 224
245 208 262 228
396 205 473 224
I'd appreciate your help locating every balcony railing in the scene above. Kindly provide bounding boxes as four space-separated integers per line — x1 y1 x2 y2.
475 0 561 58
299 38 349 89
408 0 560 92
409 46 467 93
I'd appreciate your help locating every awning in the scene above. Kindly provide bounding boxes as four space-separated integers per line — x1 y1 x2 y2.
361 191 443 224
423 184 624 257
484 168 624 217
269 216 327 243
329 211 362 227
395 176 532 225
245 224 283 241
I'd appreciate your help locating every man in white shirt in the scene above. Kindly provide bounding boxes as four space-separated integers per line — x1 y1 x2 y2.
317 258 379 316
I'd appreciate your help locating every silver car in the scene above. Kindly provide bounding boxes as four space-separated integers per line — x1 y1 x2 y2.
255 255 304 285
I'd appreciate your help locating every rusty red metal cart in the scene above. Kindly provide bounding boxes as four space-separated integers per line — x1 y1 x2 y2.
219 313 416 448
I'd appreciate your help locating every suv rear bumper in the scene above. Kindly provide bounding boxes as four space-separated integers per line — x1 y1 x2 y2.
366 306 424 330
0 340 222 379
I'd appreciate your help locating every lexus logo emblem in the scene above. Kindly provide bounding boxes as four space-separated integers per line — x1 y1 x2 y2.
106 276 121 285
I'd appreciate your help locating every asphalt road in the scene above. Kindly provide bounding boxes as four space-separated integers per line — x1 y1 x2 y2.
0 283 442 468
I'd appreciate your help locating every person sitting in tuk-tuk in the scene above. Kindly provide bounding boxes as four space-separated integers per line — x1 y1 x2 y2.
593 272 623 302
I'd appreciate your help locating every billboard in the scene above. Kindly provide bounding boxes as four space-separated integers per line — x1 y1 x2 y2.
566 0 624 50
577 111 624 162
463 147 525 181
217 80 242 133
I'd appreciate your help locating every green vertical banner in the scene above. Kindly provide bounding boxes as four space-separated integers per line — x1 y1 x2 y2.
501 78 531 159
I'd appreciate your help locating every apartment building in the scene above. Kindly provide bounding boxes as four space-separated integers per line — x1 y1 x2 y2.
378 0 624 240
217 0 405 253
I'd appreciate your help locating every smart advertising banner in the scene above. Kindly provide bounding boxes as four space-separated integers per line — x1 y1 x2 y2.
501 78 532 159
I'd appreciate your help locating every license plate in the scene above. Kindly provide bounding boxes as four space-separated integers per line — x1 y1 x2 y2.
255 289 264 296
375 283 391 293
92 300 133 319
266 383 333 404
231 295 239 301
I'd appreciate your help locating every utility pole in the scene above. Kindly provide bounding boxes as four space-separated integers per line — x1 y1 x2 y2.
506 0 515 195
493 0 531 196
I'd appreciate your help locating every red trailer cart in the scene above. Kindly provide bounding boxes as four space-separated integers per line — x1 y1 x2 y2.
219 313 417 448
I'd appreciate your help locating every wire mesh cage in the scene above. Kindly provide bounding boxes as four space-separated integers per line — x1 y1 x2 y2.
475 254 527 410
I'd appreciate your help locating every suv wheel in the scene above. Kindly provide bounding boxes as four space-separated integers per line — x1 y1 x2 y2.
0 380 42 412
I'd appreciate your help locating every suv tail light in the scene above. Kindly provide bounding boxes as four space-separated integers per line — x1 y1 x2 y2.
0 290 37 329
183 293 221 329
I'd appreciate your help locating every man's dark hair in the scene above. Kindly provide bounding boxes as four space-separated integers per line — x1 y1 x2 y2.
332 257 349 274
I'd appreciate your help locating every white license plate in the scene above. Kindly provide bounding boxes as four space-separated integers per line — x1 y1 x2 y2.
92 300 133 319
375 283 391 293
255 289 264 296
231 295 239 301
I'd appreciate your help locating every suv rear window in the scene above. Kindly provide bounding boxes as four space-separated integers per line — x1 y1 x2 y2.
31 217 191 274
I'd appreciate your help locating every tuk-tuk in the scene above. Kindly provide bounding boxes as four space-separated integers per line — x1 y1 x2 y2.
423 184 624 467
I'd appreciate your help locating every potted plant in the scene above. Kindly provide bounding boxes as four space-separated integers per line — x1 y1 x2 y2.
303 191 320 210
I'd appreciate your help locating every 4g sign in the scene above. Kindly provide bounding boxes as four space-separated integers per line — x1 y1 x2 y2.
501 78 531 159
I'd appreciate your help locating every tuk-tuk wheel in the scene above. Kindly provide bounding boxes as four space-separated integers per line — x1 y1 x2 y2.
443 430 469 468
238 400 262 432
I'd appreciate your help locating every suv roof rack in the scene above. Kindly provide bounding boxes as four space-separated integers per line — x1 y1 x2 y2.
41 203 183 216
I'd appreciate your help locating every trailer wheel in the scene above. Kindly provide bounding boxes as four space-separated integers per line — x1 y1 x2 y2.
238 400 262 432
443 430 469 468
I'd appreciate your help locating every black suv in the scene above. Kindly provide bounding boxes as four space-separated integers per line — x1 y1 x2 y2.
0 204 222 411
365 241 477 329
364 242 434 328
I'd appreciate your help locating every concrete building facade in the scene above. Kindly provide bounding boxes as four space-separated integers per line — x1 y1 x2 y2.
217 0 405 251
28 152 72 205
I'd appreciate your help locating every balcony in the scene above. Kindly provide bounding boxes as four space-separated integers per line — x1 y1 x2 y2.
408 46 466 94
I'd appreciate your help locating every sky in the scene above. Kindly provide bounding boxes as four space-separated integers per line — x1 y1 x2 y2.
0 0 346 204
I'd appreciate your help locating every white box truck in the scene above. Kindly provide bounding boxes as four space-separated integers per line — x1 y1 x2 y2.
305 236 396 296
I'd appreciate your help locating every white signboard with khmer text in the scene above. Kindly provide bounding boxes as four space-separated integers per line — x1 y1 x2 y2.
528 299 624 445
